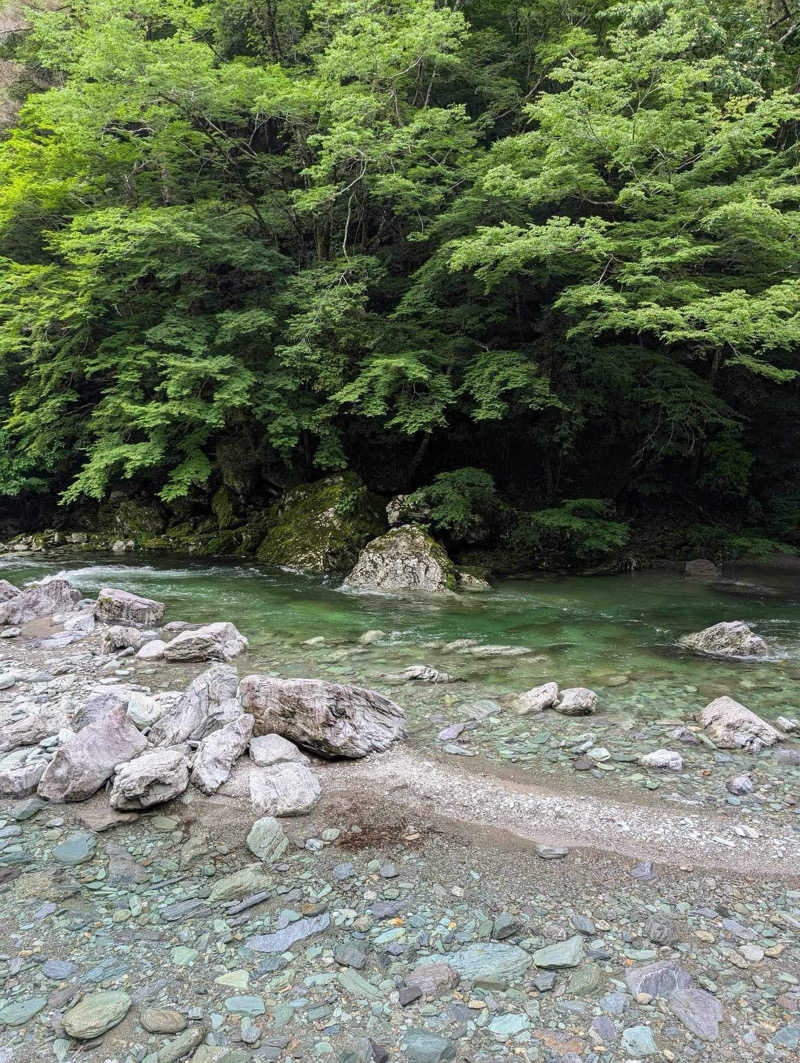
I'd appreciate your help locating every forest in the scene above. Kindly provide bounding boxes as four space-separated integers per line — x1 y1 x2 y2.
0 0 799 568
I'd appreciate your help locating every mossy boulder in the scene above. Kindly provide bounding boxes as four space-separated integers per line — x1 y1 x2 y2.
344 523 458 594
256 474 385 574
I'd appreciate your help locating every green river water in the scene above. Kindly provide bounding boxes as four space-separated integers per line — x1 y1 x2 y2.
1 553 799 729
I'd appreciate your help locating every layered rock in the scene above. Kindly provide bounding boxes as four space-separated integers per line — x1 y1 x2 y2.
256 473 385 574
699 696 784 752
344 524 457 594
512 682 559 715
38 705 148 802
0 577 81 625
149 664 239 745
100 625 159 653
191 715 254 794
679 621 768 658
0 714 52 754
554 687 597 716
0 752 49 797
162 621 247 662
249 734 309 768
238 675 405 757
250 762 321 816
110 749 190 809
96 587 165 628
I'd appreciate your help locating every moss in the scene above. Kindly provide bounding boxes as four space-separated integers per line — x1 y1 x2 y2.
211 485 237 530
256 473 386 573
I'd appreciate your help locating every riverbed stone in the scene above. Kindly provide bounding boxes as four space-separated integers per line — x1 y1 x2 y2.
163 621 248 662
249 761 321 816
249 733 309 768
625 961 692 999
191 714 254 794
0 995 47 1025
699 696 784 751
141 1008 186 1034
402 1028 456 1063
431 942 531 984
96 587 165 627
533 935 584 969
668 986 723 1040
620 1024 658 1057
245 911 330 953
52 830 96 865
0 713 52 754
62 990 131 1039
246 816 289 863
638 748 683 771
554 687 597 716
150 664 240 745
110 748 190 809
513 682 559 715
0 577 80 625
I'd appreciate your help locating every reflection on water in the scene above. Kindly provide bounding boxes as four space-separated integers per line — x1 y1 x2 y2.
1 552 799 723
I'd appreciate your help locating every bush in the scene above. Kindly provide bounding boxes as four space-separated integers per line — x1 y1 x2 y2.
407 468 500 543
512 499 629 568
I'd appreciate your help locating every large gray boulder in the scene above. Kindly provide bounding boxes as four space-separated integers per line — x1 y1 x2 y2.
250 761 321 816
37 705 148 802
0 577 81 625
238 675 405 758
699 696 784 752
162 622 248 663
191 715 254 794
679 621 767 658
149 664 240 746
96 587 165 628
110 749 190 809
100 625 159 653
344 524 457 594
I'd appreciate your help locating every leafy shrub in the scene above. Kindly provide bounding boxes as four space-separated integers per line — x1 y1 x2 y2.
512 499 629 568
407 468 499 542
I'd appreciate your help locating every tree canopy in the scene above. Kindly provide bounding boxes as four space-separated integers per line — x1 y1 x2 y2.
0 0 798 558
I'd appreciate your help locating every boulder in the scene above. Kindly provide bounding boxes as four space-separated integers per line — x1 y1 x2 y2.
238 675 405 758
513 682 559 715
249 734 309 768
699 696 784 752
162 622 248 662
0 579 20 602
554 687 597 716
96 587 165 628
0 714 52 754
250 762 321 816
684 558 719 579
191 715 254 794
125 691 166 730
110 749 190 809
256 473 385 574
382 665 453 683
0 577 81 625
101 625 146 653
136 639 166 660
679 621 768 658
149 664 240 745
62 990 131 1040
639 749 683 772
37 705 148 802
344 524 457 594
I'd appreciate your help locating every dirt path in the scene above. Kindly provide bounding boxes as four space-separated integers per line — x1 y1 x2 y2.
318 746 800 878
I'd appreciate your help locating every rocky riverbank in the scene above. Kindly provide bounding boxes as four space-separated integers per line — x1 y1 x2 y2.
0 575 798 1061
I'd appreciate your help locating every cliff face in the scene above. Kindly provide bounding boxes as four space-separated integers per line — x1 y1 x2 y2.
0 5 27 127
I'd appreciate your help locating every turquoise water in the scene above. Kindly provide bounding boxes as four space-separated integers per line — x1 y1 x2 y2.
2 553 799 723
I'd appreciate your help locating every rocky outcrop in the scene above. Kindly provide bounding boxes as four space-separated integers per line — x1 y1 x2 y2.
250 762 321 816
96 587 165 628
554 687 597 716
256 474 385 574
238 675 405 757
512 682 559 715
344 524 457 594
699 696 784 752
109 749 190 809
679 621 768 658
38 706 148 802
0 577 81 625
149 664 240 745
162 621 248 662
191 715 254 794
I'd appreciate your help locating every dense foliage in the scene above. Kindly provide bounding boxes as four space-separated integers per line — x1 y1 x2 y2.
0 0 798 560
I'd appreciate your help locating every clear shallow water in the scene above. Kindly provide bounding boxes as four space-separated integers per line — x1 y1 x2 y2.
2 552 799 723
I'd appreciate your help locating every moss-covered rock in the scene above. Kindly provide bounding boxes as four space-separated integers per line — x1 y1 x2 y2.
256 474 385 574
344 523 458 593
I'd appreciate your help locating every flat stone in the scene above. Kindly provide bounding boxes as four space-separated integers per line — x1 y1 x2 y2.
246 816 289 864
402 1028 456 1063
224 995 265 1017
52 831 96 866
668 986 723 1040
43 959 78 980
0 995 47 1025
209 866 272 904
432 942 530 984
245 912 330 954
62 990 131 1039
140 1007 186 1034
620 1024 658 1057
533 935 584 969
249 733 310 767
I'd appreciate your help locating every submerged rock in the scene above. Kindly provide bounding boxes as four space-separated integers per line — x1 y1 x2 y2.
0 577 80 625
382 665 453 683
96 587 165 627
191 714 254 794
639 749 683 772
239 675 405 757
256 474 385 574
110 748 190 809
249 761 321 816
344 524 457 594
699 696 784 751
163 621 248 662
38 705 148 802
679 620 768 658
